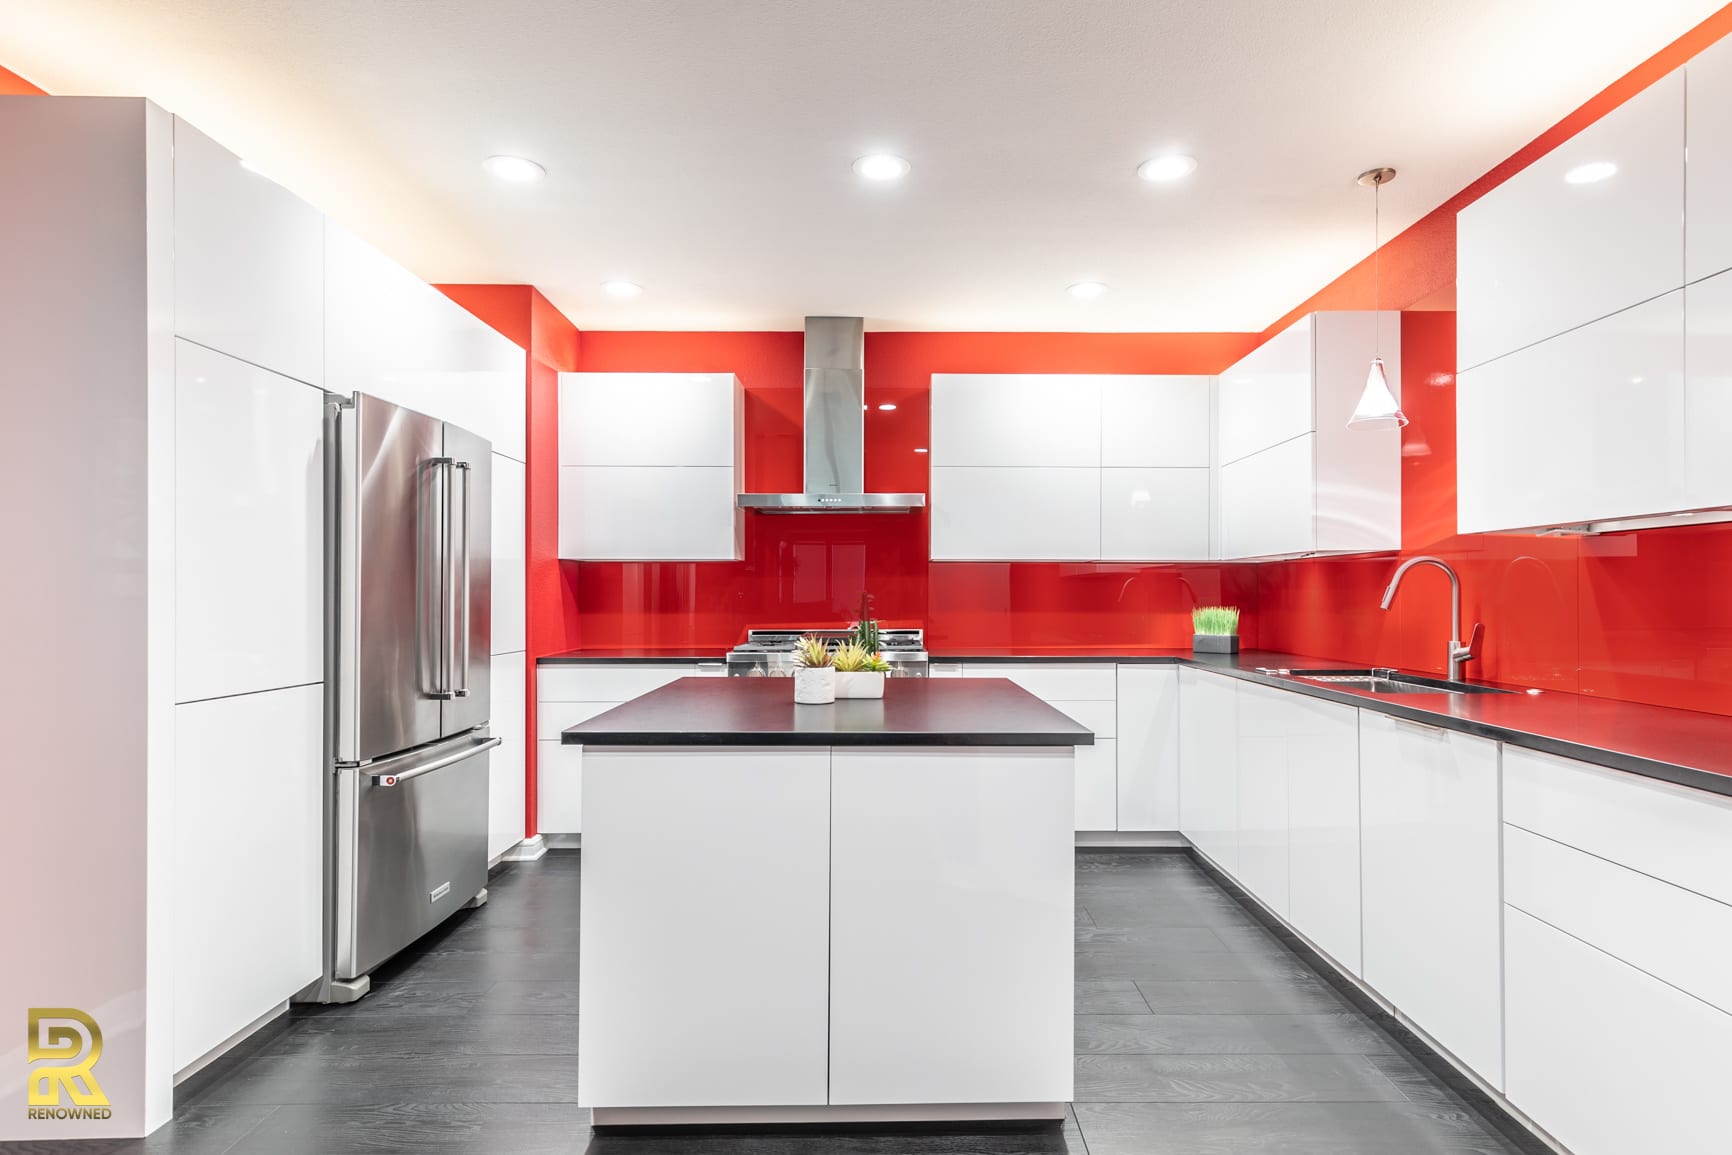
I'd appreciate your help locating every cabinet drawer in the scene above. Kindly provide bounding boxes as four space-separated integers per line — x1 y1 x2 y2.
536 701 619 743
962 663 1116 701
1503 745 1732 906
1505 823 1732 1014
1505 906 1731 1155
537 664 696 704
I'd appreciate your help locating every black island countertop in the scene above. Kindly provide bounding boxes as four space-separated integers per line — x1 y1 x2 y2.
562 676 1096 747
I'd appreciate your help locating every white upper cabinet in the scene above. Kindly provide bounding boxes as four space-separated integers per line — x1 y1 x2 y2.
173 119 324 387
1684 269 1732 507
557 372 744 560
1215 312 1400 558
930 374 1212 561
1458 71 1685 371
1687 35 1732 284
325 223 526 460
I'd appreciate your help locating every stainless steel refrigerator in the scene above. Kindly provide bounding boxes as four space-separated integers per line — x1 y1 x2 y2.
314 392 497 1002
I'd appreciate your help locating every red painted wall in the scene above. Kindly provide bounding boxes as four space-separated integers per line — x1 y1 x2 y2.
0 64 44 95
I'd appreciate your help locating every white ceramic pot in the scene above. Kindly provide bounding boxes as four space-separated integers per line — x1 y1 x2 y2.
793 665 836 704
834 671 886 699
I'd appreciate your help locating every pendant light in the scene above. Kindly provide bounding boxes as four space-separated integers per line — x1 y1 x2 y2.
1347 166 1408 430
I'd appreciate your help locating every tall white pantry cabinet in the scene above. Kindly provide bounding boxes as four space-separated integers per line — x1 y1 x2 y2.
0 96 525 1141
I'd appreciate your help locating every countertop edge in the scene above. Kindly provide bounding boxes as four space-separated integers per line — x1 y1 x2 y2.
561 732 1094 747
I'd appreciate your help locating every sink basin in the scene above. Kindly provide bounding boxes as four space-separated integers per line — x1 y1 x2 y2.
1261 668 1513 696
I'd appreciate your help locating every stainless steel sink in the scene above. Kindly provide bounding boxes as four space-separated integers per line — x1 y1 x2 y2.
1258 668 1513 696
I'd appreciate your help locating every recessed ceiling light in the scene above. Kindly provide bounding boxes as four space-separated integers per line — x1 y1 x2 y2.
852 153 910 181
601 280 643 298
1067 281 1107 300
483 155 546 183
878 403 897 411
1564 160 1617 185
1137 154 1197 183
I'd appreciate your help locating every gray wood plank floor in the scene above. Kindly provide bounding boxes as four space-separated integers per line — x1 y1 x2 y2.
36 851 1543 1154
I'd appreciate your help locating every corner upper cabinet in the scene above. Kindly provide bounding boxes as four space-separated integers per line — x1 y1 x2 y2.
929 374 1212 561
1216 312 1401 559
1687 34 1732 284
558 373 744 560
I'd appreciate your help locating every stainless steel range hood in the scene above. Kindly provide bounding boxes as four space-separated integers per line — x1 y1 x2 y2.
737 316 925 513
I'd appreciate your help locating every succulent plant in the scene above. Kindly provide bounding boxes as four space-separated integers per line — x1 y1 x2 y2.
860 653 891 674
1193 606 1241 636
794 634 835 668
832 641 872 672
850 617 880 654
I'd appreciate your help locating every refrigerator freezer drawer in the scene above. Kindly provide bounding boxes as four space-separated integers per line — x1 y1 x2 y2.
335 732 496 979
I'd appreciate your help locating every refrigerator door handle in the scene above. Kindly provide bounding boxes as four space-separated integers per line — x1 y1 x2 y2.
453 459 472 698
368 735 500 787
426 457 457 701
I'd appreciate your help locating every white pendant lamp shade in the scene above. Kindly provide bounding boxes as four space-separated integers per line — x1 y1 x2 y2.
1346 357 1407 429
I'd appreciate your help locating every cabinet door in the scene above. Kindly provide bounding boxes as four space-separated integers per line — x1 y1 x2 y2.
929 466 1099 560
1218 316 1312 465
1177 668 1237 871
559 465 740 560
1218 434 1315 558
1458 70 1685 370
1284 695 1362 976
1099 375 1211 467
1233 682 1290 917
560 373 739 467
173 119 323 387
1505 907 1732 1155
537 740 583 833
487 651 526 860
174 685 322 1069
1687 34 1732 284
175 340 324 704
1685 269 1732 510
930 374 1101 467
1359 713 1502 1087
537 663 697 703
1116 665 1179 831
1100 467 1211 560
490 454 526 656
1457 291 1685 533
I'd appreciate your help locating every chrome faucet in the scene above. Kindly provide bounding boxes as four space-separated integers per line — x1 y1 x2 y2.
1379 556 1483 682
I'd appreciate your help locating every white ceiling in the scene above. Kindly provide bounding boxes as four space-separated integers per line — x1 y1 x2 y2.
0 1 1722 332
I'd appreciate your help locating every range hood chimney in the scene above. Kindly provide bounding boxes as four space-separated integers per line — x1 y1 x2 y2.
737 316 925 513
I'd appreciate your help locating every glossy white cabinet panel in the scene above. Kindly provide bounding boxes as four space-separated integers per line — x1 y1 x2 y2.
537 664 696 703
1504 824 1732 1015
930 374 1101 467
1458 70 1685 369
1217 316 1311 465
537 740 583 833
1311 312 1401 553
174 341 324 704
1684 269 1732 508
559 465 741 560
960 663 1117 702
929 467 1100 561
1359 712 1502 1088
1218 435 1315 558
535 701 616 743
1073 738 1118 831
324 223 526 460
1100 468 1212 560
1115 665 1179 831
1234 682 1290 918
487 652 526 860
1688 36 1732 282
1282 694 1362 977
173 685 322 1069
830 747 1074 1105
490 454 526 656
579 747 831 1108
1099 375 1212 467
560 373 741 467
1504 908 1731 1155
1502 745 1732 907
1457 291 1686 533
172 119 323 387
1177 668 1238 872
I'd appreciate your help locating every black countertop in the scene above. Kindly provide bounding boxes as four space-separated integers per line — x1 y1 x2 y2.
562 676 1096 747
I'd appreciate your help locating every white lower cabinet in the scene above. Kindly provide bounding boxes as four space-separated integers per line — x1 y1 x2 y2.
1359 712 1503 1088
1115 665 1179 830
1233 682 1291 918
1281 694 1362 976
1504 907 1731 1155
488 651 526 860
174 684 322 1070
1177 667 1238 871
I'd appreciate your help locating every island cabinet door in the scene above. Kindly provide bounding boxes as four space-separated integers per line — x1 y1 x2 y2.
577 747 831 1108
828 747 1075 1106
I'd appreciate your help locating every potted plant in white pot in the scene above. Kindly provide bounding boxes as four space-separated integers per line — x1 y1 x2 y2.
793 635 836 704
833 642 889 699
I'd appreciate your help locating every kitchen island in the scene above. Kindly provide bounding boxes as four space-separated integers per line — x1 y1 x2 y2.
564 676 1092 1126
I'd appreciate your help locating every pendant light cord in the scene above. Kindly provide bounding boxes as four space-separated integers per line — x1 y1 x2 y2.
1373 176 1381 359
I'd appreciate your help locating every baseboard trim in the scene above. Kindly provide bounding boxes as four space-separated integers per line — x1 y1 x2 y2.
495 834 549 865
592 1102 1066 1127
1076 830 1189 848
173 1000 292 1097
542 833 581 850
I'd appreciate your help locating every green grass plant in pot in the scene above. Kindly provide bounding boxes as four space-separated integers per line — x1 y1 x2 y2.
1193 606 1241 654
793 634 836 704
